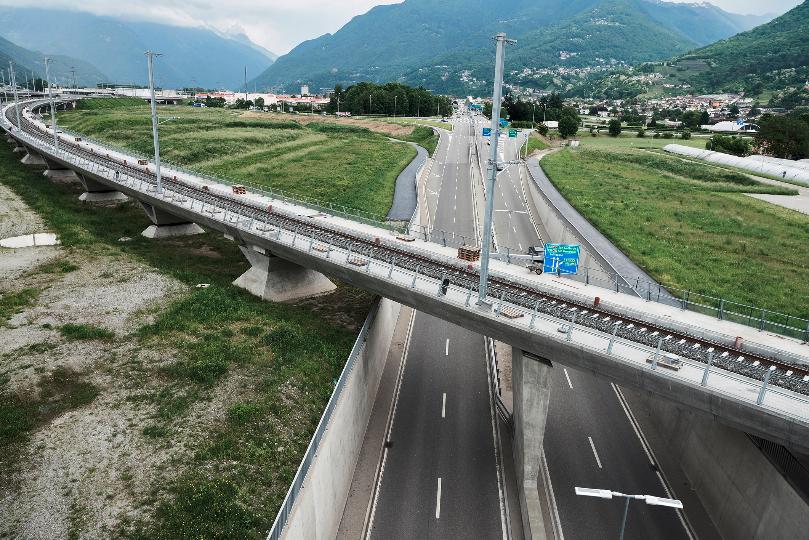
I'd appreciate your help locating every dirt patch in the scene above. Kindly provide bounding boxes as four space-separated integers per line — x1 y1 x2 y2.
0 183 46 239
239 110 416 138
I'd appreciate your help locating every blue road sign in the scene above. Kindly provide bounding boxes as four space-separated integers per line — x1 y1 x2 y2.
543 243 581 275
483 127 491 137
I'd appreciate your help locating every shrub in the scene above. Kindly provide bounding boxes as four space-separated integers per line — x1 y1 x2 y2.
608 119 622 137
681 129 692 140
662 132 674 139
637 129 646 138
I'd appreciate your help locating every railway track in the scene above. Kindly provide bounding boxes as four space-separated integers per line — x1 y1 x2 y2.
8 100 809 398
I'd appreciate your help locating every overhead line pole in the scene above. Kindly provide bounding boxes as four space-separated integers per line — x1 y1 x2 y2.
146 50 164 194
8 62 21 131
478 32 515 304
44 57 59 150
1 70 7 104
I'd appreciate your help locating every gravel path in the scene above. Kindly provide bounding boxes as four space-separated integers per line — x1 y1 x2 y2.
387 142 427 221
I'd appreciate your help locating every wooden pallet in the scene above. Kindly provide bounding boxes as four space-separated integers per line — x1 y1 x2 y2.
458 245 481 262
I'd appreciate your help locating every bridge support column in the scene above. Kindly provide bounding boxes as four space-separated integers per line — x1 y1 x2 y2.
78 175 128 204
233 244 336 303
42 158 80 182
140 202 204 238
512 348 552 540
20 148 47 166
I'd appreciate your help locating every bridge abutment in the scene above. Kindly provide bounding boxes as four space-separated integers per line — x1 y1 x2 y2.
512 348 552 539
140 202 204 238
78 175 128 204
233 244 337 303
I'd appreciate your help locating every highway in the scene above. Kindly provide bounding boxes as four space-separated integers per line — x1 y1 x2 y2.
478 121 691 540
369 117 505 539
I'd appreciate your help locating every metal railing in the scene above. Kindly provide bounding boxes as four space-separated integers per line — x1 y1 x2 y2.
266 299 380 540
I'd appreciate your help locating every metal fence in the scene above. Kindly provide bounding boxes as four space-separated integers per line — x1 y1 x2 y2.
264 299 379 540
17 99 809 342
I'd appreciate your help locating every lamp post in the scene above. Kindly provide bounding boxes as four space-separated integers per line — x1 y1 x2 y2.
478 32 515 304
145 50 164 194
394 95 397 118
44 57 59 150
574 487 683 540
1 69 7 104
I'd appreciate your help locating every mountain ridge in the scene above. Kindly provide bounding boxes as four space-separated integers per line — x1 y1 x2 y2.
0 7 275 89
250 0 774 95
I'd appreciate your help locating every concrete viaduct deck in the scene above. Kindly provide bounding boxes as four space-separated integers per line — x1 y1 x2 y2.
4 98 809 528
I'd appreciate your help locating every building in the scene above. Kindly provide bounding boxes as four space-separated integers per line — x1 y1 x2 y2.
705 121 760 133
300 85 310 96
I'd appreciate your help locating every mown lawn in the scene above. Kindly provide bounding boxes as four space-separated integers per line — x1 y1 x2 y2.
541 148 809 320
0 134 373 537
57 102 417 220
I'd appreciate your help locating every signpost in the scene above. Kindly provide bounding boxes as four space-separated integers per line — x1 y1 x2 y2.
508 128 517 138
543 243 581 275
482 127 491 137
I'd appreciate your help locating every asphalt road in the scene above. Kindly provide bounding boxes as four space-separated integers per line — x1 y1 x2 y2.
370 116 505 540
477 120 691 540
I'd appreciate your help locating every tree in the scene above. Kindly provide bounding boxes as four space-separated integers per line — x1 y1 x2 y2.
254 97 265 110
537 123 549 137
607 119 622 137
637 128 646 138
681 129 692 140
558 112 579 138
729 104 740 117
700 110 710 126
755 114 809 159
707 134 751 156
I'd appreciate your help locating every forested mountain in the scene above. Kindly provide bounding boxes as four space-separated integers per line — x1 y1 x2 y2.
250 0 773 95
671 1 809 99
0 7 275 89
0 35 106 87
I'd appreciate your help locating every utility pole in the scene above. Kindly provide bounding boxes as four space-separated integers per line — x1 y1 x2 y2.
369 93 372 115
145 50 163 194
394 95 397 118
70 66 76 90
44 57 58 149
337 96 340 115
244 65 247 102
478 33 515 304
9 62 21 131
1 70 7 104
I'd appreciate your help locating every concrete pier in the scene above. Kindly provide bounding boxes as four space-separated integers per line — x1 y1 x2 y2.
42 157 80 183
78 175 128 204
20 148 46 166
233 244 337 303
512 348 552 539
140 202 204 238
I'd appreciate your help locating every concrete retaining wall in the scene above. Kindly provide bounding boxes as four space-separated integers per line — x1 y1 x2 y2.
626 390 809 540
280 298 402 540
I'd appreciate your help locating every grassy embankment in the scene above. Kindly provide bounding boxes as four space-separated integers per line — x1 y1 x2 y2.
58 100 418 219
1 100 381 536
541 147 809 320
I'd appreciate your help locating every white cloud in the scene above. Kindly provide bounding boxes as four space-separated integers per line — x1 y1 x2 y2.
0 0 403 54
0 0 800 55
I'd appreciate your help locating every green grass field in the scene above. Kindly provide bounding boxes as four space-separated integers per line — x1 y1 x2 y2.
380 116 452 132
0 137 373 537
541 148 809 320
57 102 417 219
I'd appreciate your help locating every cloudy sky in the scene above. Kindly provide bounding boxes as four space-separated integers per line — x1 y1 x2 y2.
0 0 801 55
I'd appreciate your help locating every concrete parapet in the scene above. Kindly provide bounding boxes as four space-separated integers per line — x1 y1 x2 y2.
513 348 552 539
233 245 336 303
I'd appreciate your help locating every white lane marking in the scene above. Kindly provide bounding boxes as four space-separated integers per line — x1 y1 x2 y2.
445 338 449 356
588 437 603 469
442 393 447 418
611 384 696 539
563 368 573 389
436 477 442 519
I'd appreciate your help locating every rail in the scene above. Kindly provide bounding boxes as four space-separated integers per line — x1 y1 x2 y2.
6 99 809 435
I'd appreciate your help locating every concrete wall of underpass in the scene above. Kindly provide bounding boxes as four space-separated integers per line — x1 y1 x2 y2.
625 389 809 540
281 298 402 540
